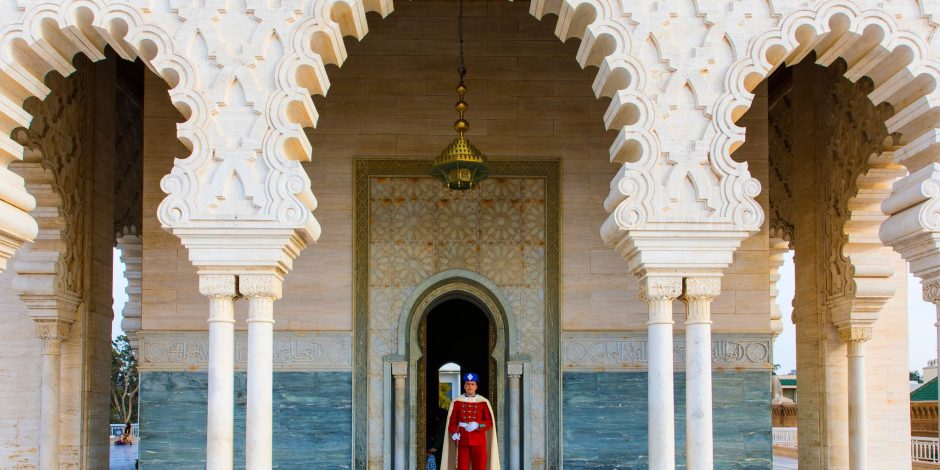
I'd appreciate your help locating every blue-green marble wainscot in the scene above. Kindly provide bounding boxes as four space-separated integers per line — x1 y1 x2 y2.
563 371 772 470
139 371 352 469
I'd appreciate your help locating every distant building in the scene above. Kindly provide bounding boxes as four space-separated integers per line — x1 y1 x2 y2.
778 375 797 404
924 359 937 383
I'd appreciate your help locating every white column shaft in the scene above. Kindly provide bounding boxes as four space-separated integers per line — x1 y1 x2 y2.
847 341 867 470
393 372 406 470
685 301 713 470
39 349 60 470
207 296 235 470
508 371 522 470
648 298 675 470
246 295 275 470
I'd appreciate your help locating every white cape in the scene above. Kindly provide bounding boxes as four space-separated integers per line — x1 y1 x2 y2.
440 394 501 470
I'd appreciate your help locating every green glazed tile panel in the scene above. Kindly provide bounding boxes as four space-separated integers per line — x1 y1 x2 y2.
139 371 352 468
563 371 772 470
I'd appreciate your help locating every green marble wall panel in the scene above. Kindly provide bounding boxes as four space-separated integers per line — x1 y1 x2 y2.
139 371 352 468
563 371 772 470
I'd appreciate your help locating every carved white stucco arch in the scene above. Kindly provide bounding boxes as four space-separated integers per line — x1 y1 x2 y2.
716 1 940 284
0 0 216 270
1 0 656 275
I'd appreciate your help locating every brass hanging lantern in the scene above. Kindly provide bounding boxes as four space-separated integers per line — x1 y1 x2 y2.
429 0 488 190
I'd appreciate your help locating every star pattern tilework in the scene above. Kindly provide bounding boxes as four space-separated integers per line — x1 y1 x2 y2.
368 176 548 462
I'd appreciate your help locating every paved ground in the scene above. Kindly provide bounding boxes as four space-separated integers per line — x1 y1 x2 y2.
110 444 792 469
774 456 798 470
109 443 138 469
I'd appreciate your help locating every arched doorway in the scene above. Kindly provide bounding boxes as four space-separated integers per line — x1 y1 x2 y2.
420 298 495 464
399 274 515 470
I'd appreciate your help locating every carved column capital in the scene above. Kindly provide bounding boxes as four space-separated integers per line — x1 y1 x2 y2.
199 274 237 298
839 326 873 357
924 278 940 304
683 277 721 302
639 275 681 325
240 273 282 324
34 320 71 355
238 274 283 301
200 274 237 324
507 362 524 378
838 326 873 343
391 361 408 378
683 277 720 325
839 326 872 357
638 276 682 303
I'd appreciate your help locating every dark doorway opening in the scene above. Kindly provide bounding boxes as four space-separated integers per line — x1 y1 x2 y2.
421 298 493 467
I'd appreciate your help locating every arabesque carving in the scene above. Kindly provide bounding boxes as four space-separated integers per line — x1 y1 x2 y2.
138 331 352 371
16 69 91 297
639 276 683 302
3 0 940 282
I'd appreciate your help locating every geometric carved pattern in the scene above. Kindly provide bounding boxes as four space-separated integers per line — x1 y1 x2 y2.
355 159 560 470
1 0 940 275
4 0 940 286
17 64 92 297
370 176 545 467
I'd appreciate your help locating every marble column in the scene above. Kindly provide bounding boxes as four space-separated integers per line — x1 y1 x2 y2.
240 274 283 470
683 277 719 470
639 275 682 470
35 320 69 470
927 280 940 443
839 326 871 470
392 362 407 470
200 274 237 470
507 362 524 470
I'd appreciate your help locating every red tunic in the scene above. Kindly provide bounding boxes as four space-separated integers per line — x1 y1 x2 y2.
447 398 493 447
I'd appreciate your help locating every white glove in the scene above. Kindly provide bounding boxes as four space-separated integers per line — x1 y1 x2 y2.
457 422 469 429
465 422 479 432
452 432 461 441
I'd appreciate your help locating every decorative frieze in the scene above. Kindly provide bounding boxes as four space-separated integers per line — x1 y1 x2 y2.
138 332 352 371
562 333 771 371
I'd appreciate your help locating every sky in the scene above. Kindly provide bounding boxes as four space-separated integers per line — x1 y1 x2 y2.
109 248 940 373
772 251 938 374
111 248 128 341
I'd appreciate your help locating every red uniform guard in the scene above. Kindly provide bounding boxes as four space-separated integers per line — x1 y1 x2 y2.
441 373 500 470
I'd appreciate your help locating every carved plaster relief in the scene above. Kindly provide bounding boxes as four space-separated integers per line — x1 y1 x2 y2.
562 332 772 371
138 331 352 371
16 69 91 298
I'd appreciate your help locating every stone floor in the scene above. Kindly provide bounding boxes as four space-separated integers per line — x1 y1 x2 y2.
774 455 798 469
109 443 138 469
110 446 794 469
